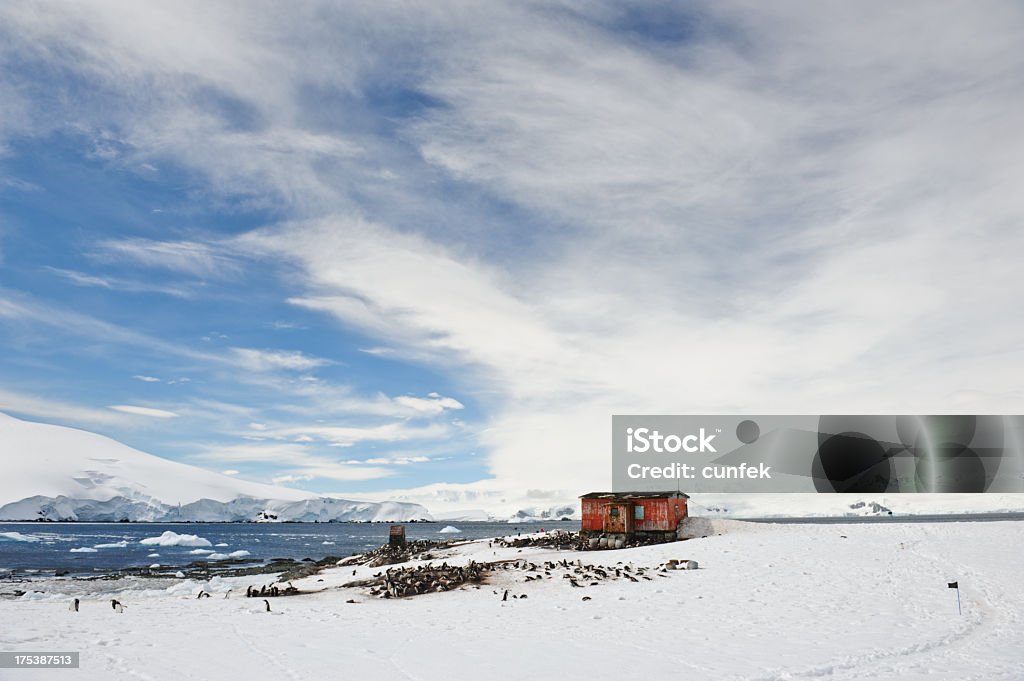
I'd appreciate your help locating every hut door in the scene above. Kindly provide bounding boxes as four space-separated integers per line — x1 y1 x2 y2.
604 504 629 533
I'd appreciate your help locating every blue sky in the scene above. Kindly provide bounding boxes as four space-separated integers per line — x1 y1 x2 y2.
0 136 484 490
1 2 1024 513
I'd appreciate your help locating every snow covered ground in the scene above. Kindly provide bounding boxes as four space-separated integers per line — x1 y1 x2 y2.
2 520 1022 680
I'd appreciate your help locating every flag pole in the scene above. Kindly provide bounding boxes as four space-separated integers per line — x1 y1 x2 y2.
956 587 961 616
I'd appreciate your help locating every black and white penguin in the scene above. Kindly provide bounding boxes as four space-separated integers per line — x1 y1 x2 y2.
69 598 79 612
263 599 271 612
111 599 124 613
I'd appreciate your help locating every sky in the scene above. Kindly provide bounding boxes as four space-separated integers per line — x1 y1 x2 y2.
1 1 1024 514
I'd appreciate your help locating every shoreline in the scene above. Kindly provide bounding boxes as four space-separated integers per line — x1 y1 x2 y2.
2 520 1023 679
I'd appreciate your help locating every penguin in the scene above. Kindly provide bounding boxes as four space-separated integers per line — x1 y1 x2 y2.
246 585 253 598
111 599 124 613
502 589 509 601
263 599 271 612
69 598 79 612
197 590 206 599
224 589 232 599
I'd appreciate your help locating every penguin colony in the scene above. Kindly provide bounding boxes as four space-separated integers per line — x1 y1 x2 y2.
349 556 697 600
357 560 488 598
494 530 673 552
345 539 449 568
244 582 299 599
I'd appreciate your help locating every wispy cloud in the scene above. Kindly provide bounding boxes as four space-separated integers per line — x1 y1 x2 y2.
193 442 396 483
0 389 130 427
2 2 1023 506
132 375 161 383
43 266 197 298
229 347 332 372
95 238 239 278
108 405 180 418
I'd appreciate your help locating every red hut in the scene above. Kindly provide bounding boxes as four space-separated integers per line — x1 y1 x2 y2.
580 491 689 538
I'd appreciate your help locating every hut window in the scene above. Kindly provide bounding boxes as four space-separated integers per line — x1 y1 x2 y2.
674 504 680 515
609 507 619 517
634 506 644 520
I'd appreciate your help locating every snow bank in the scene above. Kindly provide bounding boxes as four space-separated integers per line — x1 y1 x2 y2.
439 525 462 534
676 517 764 540
139 531 212 548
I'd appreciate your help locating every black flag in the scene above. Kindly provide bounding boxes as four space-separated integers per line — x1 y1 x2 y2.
947 581 958 589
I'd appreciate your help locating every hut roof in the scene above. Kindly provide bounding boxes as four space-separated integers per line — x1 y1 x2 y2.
579 491 689 500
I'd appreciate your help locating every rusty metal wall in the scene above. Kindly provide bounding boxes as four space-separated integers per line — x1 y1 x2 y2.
581 496 688 533
580 498 604 531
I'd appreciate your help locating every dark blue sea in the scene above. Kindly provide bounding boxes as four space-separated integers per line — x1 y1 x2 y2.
0 520 576 578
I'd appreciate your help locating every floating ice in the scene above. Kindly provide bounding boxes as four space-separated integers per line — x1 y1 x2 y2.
189 549 214 555
0 531 40 542
139 531 212 547
204 549 250 560
69 547 98 553
93 541 128 549
439 525 463 534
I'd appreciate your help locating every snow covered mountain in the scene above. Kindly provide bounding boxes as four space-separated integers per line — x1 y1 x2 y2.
0 412 431 522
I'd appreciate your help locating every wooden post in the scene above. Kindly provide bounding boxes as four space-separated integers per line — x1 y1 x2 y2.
389 524 406 547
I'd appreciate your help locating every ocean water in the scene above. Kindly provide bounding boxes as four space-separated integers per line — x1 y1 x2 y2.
0 520 575 577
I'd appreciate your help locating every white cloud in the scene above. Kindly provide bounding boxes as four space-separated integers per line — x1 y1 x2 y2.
392 395 464 416
4 2 1024 508
0 389 130 427
256 421 451 448
108 405 180 418
44 266 195 298
229 347 332 372
271 474 312 484
96 238 239 278
193 441 395 482
133 375 161 383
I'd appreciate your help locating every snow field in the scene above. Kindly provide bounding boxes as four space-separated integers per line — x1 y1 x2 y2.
1 520 1021 680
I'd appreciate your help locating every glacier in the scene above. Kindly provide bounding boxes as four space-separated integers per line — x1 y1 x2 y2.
0 412 431 523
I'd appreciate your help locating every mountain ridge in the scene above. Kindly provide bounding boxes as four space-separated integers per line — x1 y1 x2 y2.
0 412 430 522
